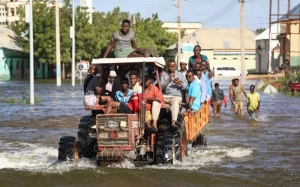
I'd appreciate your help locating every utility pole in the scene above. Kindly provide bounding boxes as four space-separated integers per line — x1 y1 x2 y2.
55 0 61 86
72 0 75 86
29 0 34 104
240 0 245 85
177 0 182 68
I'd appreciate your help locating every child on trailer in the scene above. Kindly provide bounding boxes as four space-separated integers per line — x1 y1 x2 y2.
143 75 163 150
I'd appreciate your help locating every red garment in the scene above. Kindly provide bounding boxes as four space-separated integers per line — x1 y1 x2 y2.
223 96 228 105
144 84 163 111
128 83 142 113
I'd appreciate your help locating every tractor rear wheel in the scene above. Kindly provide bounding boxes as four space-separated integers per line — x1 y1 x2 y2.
58 136 79 161
77 116 97 158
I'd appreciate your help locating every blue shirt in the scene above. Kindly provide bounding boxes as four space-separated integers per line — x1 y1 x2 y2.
188 79 201 111
115 89 133 104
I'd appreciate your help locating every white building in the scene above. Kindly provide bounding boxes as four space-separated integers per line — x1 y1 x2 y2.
0 0 28 26
254 24 281 73
80 0 94 24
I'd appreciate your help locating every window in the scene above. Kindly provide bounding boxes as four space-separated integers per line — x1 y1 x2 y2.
224 67 230 70
11 8 15 16
229 67 235 70
217 67 223 70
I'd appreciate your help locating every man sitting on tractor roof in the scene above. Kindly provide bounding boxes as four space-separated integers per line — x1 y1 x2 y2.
160 59 188 130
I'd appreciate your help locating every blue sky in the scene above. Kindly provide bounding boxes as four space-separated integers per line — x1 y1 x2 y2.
89 0 299 31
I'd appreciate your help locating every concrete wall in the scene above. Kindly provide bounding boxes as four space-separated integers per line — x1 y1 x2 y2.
255 39 281 73
290 22 300 66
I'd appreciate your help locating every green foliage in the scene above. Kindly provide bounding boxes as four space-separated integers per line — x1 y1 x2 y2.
22 92 42 104
10 3 178 64
4 96 21 104
255 28 266 35
0 92 41 104
278 70 300 94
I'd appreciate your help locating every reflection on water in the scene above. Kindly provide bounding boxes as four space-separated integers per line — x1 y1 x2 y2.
0 80 300 186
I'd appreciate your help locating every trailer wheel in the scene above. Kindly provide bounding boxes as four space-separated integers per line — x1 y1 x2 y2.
58 136 79 161
192 133 207 148
77 116 97 158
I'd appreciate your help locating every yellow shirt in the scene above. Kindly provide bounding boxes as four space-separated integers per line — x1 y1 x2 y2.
247 92 260 111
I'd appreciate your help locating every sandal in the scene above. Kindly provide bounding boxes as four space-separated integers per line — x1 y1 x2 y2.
147 126 158 134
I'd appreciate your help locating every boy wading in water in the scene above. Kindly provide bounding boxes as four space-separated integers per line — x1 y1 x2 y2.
247 85 260 119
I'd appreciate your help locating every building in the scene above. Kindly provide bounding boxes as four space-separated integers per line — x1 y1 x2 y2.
0 0 28 26
0 25 28 80
0 0 64 27
273 3 300 67
162 22 201 35
254 24 281 73
165 27 257 72
81 0 94 24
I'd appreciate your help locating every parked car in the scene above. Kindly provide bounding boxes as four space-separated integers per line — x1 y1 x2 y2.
213 66 248 77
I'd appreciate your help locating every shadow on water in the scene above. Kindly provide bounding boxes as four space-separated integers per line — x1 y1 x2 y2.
0 80 300 186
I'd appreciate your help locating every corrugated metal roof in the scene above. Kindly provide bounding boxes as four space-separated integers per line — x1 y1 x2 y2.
279 3 300 20
167 27 256 50
254 23 280 40
0 26 23 51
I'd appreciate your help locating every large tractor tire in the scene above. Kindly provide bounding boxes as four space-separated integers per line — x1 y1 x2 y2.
58 136 79 161
156 114 187 164
156 132 174 164
77 116 97 158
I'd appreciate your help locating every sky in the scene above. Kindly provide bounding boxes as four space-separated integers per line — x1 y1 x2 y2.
88 0 299 31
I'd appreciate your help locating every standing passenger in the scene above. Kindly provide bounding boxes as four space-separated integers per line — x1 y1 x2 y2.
179 58 188 76
185 70 201 114
188 45 209 70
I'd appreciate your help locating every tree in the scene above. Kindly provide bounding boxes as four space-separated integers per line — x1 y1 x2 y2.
255 28 266 35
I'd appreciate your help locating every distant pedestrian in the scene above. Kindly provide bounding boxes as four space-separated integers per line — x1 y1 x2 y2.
212 83 227 116
229 79 235 106
230 78 247 115
247 85 260 119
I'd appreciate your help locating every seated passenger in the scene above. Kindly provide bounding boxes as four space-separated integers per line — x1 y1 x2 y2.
105 70 117 95
85 76 113 115
128 71 142 113
83 65 97 94
185 70 201 114
143 75 163 133
160 59 187 130
111 65 127 100
105 77 133 114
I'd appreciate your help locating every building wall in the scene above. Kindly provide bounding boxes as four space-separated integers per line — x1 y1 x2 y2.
290 21 300 66
255 39 280 73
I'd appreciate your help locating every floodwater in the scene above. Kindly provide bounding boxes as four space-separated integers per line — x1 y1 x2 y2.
0 79 299 187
